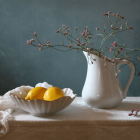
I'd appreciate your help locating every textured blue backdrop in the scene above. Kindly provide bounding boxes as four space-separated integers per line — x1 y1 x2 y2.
0 0 140 96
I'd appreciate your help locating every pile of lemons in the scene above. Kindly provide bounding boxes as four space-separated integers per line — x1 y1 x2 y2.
25 87 64 101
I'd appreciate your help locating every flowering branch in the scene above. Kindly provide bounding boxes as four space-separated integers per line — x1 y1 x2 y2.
128 109 140 117
27 11 140 76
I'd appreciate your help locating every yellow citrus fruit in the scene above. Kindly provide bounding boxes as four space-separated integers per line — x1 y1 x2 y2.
25 87 47 100
43 87 64 101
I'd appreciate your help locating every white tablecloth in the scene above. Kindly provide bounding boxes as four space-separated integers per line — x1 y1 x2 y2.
1 97 140 140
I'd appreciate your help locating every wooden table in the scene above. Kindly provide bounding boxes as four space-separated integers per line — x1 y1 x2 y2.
1 97 140 140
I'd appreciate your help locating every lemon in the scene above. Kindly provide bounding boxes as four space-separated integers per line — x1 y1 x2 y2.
25 87 47 100
43 87 64 101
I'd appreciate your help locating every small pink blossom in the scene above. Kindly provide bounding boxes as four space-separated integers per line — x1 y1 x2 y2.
75 27 78 30
33 32 37 38
113 13 124 19
59 28 61 31
77 38 80 42
131 109 134 113
109 47 113 52
38 44 41 46
115 27 118 30
33 32 36 36
81 43 86 46
103 13 108 16
63 32 67 35
68 44 72 48
56 30 59 33
27 40 30 45
96 28 99 30
62 25 65 27
87 48 90 50
30 39 35 42
111 25 113 29
128 113 133 116
128 26 133 29
108 11 112 14
41 45 44 48
104 63 107 68
108 14 110 17
47 43 51 46
113 13 117 16
136 109 139 113
111 41 117 47
82 32 85 36
47 41 50 43
116 13 119 17
120 16 124 19
39 48 42 51
134 113 138 117
65 26 68 29
88 36 92 39
119 48 123 50
76 44 80 46
104 56 107 61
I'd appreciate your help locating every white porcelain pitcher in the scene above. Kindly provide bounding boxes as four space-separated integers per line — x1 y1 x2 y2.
82 51 135 109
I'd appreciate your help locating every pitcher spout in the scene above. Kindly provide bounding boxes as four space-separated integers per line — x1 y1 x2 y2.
83 51 93 62
83 51 88 60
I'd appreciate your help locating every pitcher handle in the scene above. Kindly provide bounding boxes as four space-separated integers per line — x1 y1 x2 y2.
116 60 135 99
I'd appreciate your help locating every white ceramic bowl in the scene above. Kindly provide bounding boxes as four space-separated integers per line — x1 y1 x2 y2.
10 88 77 116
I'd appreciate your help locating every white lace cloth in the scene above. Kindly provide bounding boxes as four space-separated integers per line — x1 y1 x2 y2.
0 82 52 137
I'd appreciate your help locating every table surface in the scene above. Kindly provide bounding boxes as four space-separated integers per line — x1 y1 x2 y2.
2 97 140 140
10 97 140 122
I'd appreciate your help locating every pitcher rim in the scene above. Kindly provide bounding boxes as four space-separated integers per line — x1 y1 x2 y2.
83 51 125 65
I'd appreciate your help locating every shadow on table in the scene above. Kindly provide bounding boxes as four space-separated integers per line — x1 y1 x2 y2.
12 101 140 120
34 104 116 120
107 101 140 111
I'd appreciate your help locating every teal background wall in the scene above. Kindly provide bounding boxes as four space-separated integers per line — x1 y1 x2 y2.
0 0 140 96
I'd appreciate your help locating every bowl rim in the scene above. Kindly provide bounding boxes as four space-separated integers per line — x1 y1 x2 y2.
10 93 77 102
